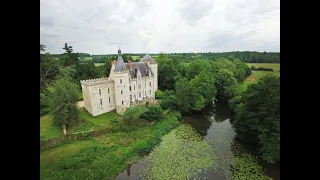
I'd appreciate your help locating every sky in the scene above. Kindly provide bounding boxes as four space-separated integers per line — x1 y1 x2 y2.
40 0 280 54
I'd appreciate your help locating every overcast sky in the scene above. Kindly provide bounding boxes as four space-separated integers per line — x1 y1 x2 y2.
40 0 280 54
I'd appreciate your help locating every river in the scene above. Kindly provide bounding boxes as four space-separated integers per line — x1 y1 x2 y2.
115 101 280 180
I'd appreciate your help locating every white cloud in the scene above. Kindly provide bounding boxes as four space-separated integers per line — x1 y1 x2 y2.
40 0 280 54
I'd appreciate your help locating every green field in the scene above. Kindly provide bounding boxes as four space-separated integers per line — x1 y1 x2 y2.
246 63 280 71
40 108 123 137
239 70 280 92
40 115 62 139
94 63 105 66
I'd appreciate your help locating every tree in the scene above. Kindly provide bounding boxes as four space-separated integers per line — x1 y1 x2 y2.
159 90 178 110
48 75 81 128
75 61 99 81
233 59 250 83
140 105 165 121
214 69 238 101
233 75 280 163
185 60 212 80
62 43 79 66
40 45 60 90
158 59 179 90
175 78 205 112
189 70 216 104
123 106 148 122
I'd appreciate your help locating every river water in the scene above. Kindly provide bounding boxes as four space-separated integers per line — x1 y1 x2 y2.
116 101 280 180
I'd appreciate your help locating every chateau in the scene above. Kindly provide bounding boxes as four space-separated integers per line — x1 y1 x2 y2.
80 49 158 116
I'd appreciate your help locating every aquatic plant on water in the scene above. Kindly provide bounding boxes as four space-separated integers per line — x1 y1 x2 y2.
139 124 215 179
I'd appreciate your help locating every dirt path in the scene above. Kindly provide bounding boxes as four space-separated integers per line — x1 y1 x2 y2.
245 77 256 81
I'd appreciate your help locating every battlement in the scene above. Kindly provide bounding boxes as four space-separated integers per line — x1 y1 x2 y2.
113 70 129 74
80 77 114 86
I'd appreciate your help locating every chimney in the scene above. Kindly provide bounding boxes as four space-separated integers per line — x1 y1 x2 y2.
128 60 133 69
111 59 116 66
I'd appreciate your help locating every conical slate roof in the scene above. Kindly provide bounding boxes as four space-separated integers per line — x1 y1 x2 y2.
115 49 125 71
140 54 157 64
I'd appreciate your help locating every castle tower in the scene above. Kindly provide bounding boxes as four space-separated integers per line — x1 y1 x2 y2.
148 60 158 92
143 54 158 92
113 48 130 114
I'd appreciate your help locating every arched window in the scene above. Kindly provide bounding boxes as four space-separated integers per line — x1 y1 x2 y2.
122 101 124 105
121 90 123 95
120 79 122 84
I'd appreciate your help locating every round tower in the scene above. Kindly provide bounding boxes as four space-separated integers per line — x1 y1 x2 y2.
113 48 130 114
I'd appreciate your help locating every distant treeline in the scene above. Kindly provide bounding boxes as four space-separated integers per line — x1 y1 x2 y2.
51 53 91 58
54 51 280 63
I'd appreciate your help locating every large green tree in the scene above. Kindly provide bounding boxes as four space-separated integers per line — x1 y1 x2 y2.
175 78 205 112
214 69 238 100
158 59 180 90
233 75 280 163
62 43 79 66
189 69 217 104
48 75 81 128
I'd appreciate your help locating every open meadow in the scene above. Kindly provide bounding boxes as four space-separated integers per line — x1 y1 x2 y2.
239 63 280 91
246 63 280 71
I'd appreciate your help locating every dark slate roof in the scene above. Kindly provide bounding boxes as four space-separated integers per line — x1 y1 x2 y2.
140 54 157 64
125 62 153 78
115 54 125 71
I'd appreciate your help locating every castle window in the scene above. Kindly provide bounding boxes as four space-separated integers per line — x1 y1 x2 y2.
100 99 102 105
120 79 122 84
130 86 131 91
109 97 110 103
145 91 146 96
149 90 151 95
122 101 124 105
99 89 101 96
130 95 132 101
108 88 109 93
121 90 123 95
134 85 135 90
138 84 141 89
145 83 146 88
149 82 151 87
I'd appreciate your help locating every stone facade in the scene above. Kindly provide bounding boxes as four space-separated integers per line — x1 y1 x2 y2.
80 49 158 116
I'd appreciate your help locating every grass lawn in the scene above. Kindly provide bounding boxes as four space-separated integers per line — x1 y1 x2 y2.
40 115 62 139
239 70 280 92
94 63 105 66
41 108 123 137
246 63 280 71
68 108 123 133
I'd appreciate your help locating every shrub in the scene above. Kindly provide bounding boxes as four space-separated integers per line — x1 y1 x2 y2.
155 90 164 99
140 105 165 122
123 106 147 122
